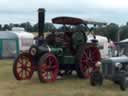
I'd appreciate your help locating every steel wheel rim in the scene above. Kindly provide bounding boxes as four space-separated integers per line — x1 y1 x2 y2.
80 46 101 78
15 54 33 80
40 54 59 83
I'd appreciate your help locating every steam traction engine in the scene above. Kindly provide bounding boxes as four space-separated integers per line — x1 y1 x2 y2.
13 8 106 83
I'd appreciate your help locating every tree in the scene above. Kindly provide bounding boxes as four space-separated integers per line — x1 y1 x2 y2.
32 23 38 32
20 22 32 32
3 24 11 31
72 24 88 32
119 25 128 40
95 26 107 36
126 22 128 26
57 25 68 32
44 22 56 32
13 24 20 27
105 23 119 41
8 23 14 30
0 24 2 31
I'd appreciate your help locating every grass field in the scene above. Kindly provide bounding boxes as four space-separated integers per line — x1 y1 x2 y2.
0 60 128 96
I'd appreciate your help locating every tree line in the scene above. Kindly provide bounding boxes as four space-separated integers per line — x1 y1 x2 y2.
1 21 128 41
0 22 56 32
95 22 128 41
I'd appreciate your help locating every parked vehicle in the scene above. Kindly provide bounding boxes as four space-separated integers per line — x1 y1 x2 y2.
13 8 106 83
91 42 128 91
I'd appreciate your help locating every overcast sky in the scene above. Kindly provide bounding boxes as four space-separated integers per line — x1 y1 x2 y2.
0 0 128 25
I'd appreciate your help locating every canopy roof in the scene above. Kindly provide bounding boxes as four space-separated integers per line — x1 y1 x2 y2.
87 34 108 43
0 31 18 39
115 39 128 45
52 16 83 25
52 16 107 25
120 39 128 43
12 31 34 39
0 30 34 40
84 20 107 25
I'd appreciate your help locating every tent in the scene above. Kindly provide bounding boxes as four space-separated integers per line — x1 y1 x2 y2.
87 34 108 58
120 39 128 43
0 28 34 58
0 31 19 58
11 27 34 52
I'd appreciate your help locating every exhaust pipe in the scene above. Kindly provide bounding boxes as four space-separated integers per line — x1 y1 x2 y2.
38 8 45 38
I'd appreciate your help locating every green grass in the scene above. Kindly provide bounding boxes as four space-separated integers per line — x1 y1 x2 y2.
0 60 128 96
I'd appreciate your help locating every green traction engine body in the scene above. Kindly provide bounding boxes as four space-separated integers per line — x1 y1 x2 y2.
31 25 87 71
13 8 106 83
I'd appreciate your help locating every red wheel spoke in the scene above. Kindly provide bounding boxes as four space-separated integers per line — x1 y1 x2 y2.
26 68 31 72
27 71 32 78
81 59 87 64
83 51 88 57
25 60 29 65
24 70 27 77
26 66 32 69
17 62 23 66
16 69 23 73
41 64 48 70
41 64 49 71
42 72 48 78
50 58 55 64
18 58 23 64
20 70 24 77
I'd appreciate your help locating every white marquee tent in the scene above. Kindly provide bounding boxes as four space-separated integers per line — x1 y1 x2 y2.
120 38 128 43
11 27 34 52
0 27 34 58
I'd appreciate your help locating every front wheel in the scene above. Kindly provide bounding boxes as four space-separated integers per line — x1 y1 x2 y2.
38 53 59 83
13 53 34 80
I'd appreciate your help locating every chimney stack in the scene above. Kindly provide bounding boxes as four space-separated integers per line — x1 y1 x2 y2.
38 8 45 37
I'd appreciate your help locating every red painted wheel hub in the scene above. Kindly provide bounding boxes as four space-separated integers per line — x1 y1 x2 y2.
80 46 101 78
13 53 34 80
38 53 59 83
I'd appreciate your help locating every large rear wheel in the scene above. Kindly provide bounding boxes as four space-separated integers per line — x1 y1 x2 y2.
76 44 101 78
38 53 59 83
13 53 34 80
